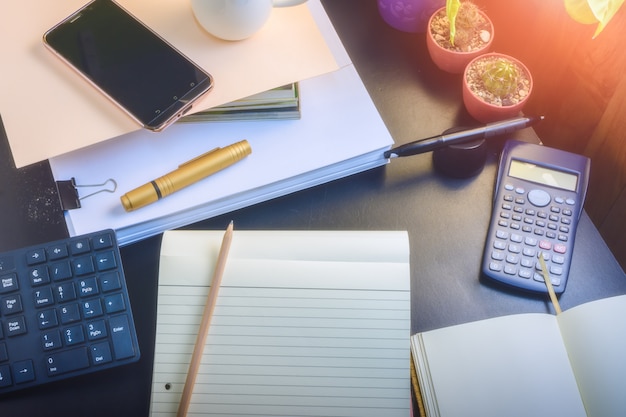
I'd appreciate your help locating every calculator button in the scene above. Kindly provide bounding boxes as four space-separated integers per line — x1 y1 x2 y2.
506 254 519 264
524 237 538 246
493 241 506 250
528 189 550 207
504 265 517 275
489 262 502 272
491 251 505 261
554 243 567 254
521 258 534 268
519 269 532 279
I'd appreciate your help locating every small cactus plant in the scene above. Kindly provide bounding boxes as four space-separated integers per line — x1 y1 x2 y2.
481 58 519 98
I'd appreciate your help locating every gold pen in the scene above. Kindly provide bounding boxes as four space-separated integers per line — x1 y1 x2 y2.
120 140 251 212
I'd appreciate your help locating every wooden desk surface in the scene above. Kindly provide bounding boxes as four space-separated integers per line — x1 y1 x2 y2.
1 1 624 416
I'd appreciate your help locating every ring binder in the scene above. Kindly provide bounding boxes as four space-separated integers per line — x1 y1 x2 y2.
55 177 117 210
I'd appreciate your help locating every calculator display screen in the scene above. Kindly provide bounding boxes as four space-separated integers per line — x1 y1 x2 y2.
508 159 578 192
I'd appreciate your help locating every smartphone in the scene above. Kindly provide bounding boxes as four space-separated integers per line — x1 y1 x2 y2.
43 0 213 132
482 140 590 294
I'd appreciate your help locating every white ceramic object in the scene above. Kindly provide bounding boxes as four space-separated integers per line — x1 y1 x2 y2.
191 0 308 41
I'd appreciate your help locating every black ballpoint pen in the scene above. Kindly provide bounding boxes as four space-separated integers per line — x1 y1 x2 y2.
383 115 544 159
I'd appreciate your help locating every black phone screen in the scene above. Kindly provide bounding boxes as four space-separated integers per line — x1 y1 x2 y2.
44 0 213 131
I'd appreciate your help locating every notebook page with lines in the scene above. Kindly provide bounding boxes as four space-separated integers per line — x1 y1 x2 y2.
150 230 411 417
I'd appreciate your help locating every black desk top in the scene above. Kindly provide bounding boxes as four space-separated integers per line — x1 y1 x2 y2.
2 1 625 416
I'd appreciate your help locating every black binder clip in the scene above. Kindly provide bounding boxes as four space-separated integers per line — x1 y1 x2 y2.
55 177 117 210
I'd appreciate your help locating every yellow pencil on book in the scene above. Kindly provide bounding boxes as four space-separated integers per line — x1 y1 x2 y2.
120 140 251 212
538 252 562 315
177 221 234 417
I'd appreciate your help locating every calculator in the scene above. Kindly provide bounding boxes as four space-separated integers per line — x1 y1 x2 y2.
0 230 140 394
482 140 590 293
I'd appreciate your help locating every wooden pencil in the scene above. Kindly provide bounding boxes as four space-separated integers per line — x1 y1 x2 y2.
177 221 234 417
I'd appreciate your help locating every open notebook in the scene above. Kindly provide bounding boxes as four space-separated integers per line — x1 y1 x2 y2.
411 294 626 417
150 230 411 417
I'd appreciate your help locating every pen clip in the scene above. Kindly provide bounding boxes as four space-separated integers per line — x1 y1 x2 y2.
179 148 220 168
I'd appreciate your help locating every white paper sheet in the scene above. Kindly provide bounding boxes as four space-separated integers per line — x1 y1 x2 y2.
2 0 338 167
151 230 411 417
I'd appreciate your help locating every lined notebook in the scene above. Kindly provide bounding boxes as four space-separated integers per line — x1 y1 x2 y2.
150 230 411 417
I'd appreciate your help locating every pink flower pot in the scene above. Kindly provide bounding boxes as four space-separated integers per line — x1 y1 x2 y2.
426 6 494 74
463 53 533 123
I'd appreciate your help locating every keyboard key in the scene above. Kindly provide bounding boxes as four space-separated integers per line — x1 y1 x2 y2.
72 256 95 276
93 233 113 250
109 315 135 360
0 256 15 273
1 295 23 315
87 320 107 341
29 266 50 286
91 342 113 365
5 316 27 336
42 331 63 351
63 325 85 345
0 343 7 361
78 277 99 297
0 274 18 294
50 261 72 281
13 360 35 384
69 238 91 255
55 282 77 303
104 294 125 314
82 299 104 319
47 244 68 260
26 249 46 265
59 304 81 324
99 272 121 292
95 251 117 272
33 287 54 308
0 364 12 387
46 347 90 376
37 309 59 329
